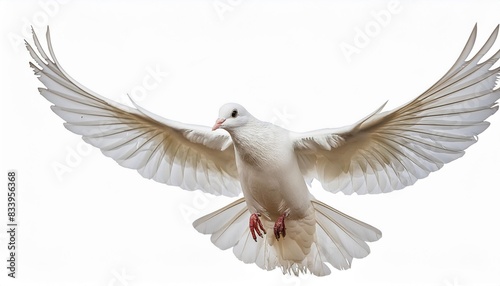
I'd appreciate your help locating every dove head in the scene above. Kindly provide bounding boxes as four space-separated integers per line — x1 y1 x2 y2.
212 103 252 131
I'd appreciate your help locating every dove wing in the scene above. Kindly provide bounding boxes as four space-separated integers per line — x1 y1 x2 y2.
292 25 500 195
27 28 241 196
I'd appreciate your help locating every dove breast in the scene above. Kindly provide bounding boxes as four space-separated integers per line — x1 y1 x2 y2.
228 121 313 221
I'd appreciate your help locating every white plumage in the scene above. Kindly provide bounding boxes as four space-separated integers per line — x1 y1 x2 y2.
26 25 500 276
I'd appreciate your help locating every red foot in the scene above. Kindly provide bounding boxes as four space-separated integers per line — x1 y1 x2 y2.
274 213 288 241
249 213 266 242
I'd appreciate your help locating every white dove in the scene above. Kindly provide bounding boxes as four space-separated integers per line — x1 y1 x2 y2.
26 25 500 276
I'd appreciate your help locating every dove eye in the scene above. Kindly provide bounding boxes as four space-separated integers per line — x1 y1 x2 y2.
231 109 238 118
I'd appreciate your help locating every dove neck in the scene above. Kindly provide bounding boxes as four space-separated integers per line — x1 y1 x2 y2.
228 120 289 168
228 120 270 147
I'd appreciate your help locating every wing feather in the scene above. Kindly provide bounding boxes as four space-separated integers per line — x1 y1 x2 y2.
293 25 500 195
27 28 241 196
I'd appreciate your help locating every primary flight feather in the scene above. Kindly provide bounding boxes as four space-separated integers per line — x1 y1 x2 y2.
26 25 500 276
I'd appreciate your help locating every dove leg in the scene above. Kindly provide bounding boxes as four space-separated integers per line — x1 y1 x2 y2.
273 212 288 241
249 213 266 242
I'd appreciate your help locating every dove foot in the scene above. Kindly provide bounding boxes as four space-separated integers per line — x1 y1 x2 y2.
274 213 288 241
249 213 266 242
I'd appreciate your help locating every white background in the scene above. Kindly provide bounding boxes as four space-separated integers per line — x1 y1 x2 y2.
1 1 500 285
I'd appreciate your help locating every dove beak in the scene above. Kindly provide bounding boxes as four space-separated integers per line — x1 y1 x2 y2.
212 118 226 131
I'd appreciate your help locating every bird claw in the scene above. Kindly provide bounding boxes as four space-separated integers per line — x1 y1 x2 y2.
274 213 288 241
249 213 266 242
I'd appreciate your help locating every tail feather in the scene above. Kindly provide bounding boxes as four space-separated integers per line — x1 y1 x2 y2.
193 198 248 250
193 198 382 276
194 198 282 271
312 199 382 242
233 228 277 267
311 198 382 272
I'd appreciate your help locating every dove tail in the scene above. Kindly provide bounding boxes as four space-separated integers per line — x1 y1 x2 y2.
192 198 382 276
308 199 382 274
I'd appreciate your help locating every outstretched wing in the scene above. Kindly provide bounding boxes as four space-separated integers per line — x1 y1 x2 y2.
27 28 241 196
292 25 500 195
